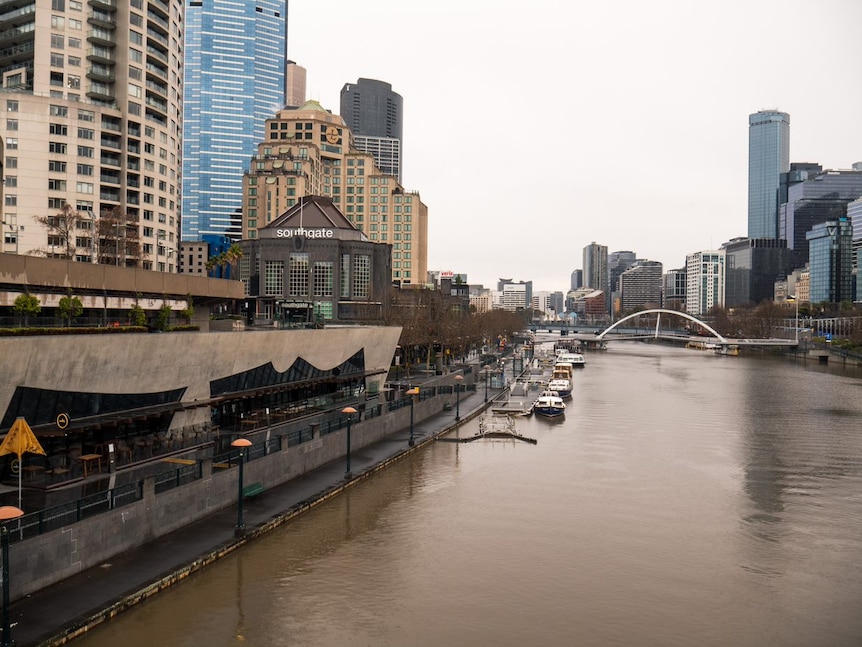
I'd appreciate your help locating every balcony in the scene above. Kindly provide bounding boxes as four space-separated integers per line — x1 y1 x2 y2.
87 29 115 47
86 47 114 64
88 0 117 10
86 64 114 83
86 82 115 102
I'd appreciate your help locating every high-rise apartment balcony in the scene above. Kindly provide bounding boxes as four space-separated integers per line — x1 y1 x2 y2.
88 0 117 10
0 21 34 47
86 64 114 83
86 83 114 102
87 11 116 30
87 28 115 46
86 47 114 64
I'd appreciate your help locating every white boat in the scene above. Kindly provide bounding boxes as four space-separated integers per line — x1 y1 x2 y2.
533 391 566 418
556 351 586 367
547 378 572 399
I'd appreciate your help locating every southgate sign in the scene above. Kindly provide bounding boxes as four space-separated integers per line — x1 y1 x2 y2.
275 227 334 239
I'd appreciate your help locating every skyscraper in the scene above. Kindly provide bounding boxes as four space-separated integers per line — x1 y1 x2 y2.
182 1 287 242
340 79 404 182
807 218 853 304
582 242 608 293
0 0 183 270
748 110 790 239
685 250 725 316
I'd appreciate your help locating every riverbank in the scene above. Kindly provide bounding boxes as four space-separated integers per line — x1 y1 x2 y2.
11 365 497 647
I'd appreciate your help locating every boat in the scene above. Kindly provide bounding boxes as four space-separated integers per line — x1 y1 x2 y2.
533 390 566 418
556 351 586 367
548 362 573 398
547 378 572 399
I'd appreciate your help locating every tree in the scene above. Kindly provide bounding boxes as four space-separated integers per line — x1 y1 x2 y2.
154 302 172 331
224 244 244 279
13 293 41 326
129 295 147 327
36 203 81 259
180 294 195 324
58 293 83 327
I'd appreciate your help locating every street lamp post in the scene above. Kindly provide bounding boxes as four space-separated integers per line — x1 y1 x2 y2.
482 365 490 402
342 406 356 477
230 438 252 537
0 506 23 647
788 295 799 342
406 388 419 446
454 375 464 422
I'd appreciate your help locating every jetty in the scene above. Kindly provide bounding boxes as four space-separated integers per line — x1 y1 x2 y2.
437 414 537 445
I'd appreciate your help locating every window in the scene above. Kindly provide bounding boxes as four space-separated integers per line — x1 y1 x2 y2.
67 55 81 67
76 164 93 176
6 100 18 112
68 18 82 29
353 255 371 298
49 123 68 135
4 195 16 206
264 260 284 296
341 254 350 297
51 53 64 67
51 16 65 29
76 182 93 193
49 160 67 172
6 157 17 168
289 253 309 296
313 261 334 297
78 127 94 139
4 176 16 188
6 138 17 150
78 109 94 121
48 179 67 191
68 37 81 48
77 145 93 157
6 120 17 131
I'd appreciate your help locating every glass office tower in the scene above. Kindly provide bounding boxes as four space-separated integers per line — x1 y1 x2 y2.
748 110 790 239
182 0 287 241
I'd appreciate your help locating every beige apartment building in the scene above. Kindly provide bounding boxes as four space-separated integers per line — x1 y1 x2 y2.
242 100 428 286
0 0 183 272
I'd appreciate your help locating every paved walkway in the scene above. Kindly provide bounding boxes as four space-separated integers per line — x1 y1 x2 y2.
12 375 499 647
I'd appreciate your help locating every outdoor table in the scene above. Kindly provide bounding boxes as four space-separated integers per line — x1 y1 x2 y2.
78 453 102 478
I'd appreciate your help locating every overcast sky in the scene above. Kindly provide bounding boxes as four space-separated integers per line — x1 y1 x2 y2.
288 0 862 293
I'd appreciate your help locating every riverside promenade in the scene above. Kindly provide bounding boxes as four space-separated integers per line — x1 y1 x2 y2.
12 366 499 647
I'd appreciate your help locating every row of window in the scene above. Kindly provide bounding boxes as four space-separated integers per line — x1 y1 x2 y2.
260 254 372 299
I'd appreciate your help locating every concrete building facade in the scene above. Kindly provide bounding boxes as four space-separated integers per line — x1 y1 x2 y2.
0 0 183 271
686 250 725 316
240 100 427 286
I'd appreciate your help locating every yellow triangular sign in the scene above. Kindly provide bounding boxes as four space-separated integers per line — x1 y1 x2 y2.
0 417 46 458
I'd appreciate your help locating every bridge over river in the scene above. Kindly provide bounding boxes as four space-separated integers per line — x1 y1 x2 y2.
530 308 798 352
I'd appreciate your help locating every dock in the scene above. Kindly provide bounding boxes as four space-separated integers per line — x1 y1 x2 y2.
437 414 537 445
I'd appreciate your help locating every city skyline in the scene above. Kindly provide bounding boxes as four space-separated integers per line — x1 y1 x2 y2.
288 0 861 293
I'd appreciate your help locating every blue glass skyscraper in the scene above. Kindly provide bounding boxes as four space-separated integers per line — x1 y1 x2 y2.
182 0 287 241
748 110 790 239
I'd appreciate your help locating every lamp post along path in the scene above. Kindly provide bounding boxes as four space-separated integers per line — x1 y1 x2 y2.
454 375 464 422
342 406 357 477
406 388 419 446
0 506 24 647
230 438 252 537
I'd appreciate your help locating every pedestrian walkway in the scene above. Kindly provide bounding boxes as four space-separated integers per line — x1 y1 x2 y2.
11 375 497 647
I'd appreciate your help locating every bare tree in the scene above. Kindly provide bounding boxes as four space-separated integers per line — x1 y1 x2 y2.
35 204 81 259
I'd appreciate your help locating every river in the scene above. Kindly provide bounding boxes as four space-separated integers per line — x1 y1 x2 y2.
74 342 862 646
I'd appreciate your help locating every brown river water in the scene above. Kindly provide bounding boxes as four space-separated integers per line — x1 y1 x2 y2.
74 342 862 646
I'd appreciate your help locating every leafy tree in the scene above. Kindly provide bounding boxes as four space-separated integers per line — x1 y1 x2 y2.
130 295 147 327
13 292 41 326
180 294 195 324
58 293 83 327
154 303 172 331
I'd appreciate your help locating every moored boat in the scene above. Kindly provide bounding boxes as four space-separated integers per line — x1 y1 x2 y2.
547 378 572 399
556 351 586 367
533 391 566 418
